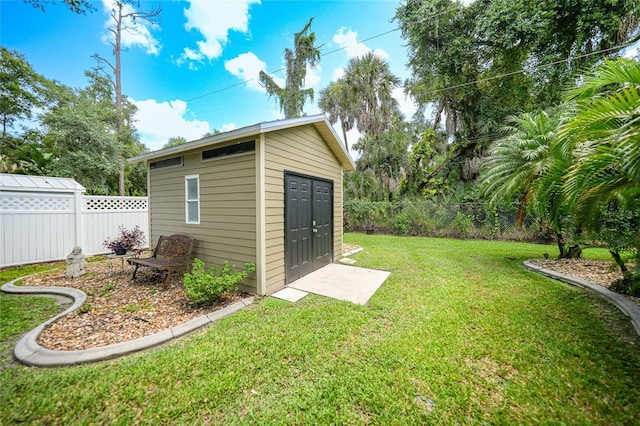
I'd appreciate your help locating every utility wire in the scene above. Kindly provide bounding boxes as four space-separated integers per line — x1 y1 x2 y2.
184 7 460 103
419 40 640 97
184 7 637 106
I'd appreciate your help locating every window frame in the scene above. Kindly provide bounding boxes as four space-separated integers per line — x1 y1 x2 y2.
185 174 200 225
150 156 182 169
202 140 255 162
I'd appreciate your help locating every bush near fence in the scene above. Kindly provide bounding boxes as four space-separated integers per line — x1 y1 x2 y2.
343 199 553 242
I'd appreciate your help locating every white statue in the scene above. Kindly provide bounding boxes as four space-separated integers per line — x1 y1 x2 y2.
66 246 86 278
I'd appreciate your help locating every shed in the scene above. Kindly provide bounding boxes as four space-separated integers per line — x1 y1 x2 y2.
0 174 85 267
129 114 356 295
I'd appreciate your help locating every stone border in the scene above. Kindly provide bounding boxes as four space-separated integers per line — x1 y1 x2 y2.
1 276 253 368
524 260 640 336
342 246 363 257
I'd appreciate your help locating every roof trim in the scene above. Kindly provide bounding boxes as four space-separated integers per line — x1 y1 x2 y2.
129 114 356 171
0 173 86 193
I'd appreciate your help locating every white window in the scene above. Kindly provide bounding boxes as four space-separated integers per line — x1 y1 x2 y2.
185 174 200 224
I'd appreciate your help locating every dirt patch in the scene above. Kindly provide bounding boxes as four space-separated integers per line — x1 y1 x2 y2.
18 261 246 351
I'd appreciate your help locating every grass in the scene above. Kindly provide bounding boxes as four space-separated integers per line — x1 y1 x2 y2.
0 294 61 369
1 234 639 424
0 255 106 284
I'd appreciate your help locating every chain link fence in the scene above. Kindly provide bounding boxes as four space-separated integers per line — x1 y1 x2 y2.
344 200 552 242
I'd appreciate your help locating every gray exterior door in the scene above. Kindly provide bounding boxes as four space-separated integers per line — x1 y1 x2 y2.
285 173 333 284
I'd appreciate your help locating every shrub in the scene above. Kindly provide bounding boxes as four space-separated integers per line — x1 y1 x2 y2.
344 200 392 231
453 211 474 238
103 225 146 253
184 259 255 305
393 212 410 235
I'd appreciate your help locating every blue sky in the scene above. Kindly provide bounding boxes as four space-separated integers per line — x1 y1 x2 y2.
2 0 421 151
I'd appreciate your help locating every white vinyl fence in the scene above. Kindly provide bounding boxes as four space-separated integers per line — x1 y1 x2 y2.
0 174 148 268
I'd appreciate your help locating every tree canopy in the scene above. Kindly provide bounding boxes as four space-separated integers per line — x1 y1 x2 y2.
1 48 147 195
394 0 640 180
25 0 95 14
319 53 401 151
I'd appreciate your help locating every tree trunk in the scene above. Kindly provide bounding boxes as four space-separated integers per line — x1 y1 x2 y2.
609 250 629 275
114 3 125 196
342 125 349 152
556 232 566 259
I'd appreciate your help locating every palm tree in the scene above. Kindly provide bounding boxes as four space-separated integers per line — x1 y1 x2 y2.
560 58 640 223
560 58 640 290
318 81 354 150
318 52 401 150
344 168 383 201
343 52 401 137
481 108 574 257
354 123 410 201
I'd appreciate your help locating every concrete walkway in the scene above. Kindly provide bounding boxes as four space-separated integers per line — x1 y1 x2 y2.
289 263 390 305
524 260 640 336
272 262 391 305
1 277 253 368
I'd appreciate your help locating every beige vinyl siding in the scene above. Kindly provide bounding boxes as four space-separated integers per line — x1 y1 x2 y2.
148 149 257 293
263 125 344 294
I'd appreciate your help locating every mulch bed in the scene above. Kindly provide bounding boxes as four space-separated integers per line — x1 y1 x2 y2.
19 261 246 351
528 257 639 304
13 252 638 351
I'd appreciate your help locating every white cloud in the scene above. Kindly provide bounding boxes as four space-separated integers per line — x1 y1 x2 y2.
331 67 345 82
225 52 283 91
133 99 210 150
101 0 161 56
332 27 388 60
393 87 419 120
220 123 237 132
304 63 322 89
178 0 260 66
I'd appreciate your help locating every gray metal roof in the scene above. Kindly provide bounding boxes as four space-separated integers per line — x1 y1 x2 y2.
128 114 356 171
0 174 85 193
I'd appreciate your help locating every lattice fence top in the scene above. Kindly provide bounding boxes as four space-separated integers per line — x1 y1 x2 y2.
0 193 73 212
83 197 147 211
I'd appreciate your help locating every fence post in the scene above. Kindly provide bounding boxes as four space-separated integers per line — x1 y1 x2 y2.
74 190 84 248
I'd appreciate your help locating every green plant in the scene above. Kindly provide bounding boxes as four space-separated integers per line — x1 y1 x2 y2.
78 303 93 314
103 225 146 254
99 284 115 297
120 301 154 313
452 211 474 238
184 259 255 305
393 212 410 235
344 200 392 231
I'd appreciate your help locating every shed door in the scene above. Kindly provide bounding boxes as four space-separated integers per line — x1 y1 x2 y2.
285 173 333 284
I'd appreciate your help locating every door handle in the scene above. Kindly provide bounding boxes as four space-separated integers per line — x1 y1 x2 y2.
312 228 318 233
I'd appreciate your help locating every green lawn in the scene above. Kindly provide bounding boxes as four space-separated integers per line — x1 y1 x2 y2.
1 235 638 424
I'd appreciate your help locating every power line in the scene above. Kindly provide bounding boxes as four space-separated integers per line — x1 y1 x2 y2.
183 8 636 108
184 7 461 104
417 40 639 97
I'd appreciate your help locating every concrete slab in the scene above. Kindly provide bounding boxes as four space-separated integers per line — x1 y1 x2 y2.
338 257 357 265
271 287 308 303
289 263 390 305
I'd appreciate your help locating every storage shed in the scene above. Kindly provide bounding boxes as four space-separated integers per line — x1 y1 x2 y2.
1 174 85 267
129 114 356 295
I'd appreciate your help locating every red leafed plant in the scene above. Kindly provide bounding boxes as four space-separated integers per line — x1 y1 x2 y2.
103 225 146 254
